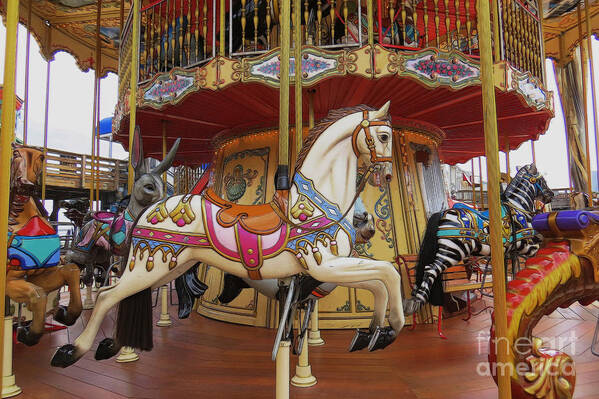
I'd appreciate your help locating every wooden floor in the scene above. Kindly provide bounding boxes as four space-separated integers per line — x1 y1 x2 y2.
10 293 599 399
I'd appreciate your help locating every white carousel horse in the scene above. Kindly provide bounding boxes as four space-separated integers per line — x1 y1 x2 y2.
51 101 404 367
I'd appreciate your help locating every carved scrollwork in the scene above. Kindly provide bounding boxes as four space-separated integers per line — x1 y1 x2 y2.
521 337 575 399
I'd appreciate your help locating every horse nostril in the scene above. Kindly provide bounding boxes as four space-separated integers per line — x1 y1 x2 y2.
385 174 392 183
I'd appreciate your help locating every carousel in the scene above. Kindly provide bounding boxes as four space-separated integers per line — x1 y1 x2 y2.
0 0 598 398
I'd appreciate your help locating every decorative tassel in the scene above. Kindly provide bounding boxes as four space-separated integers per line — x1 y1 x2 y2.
169 256 178 270
296 253 308 270
330 240 338 256
313 248 322 265
146 256 154 272
129 255 136 271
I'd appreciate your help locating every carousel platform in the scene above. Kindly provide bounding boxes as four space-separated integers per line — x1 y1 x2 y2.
10 294 599 399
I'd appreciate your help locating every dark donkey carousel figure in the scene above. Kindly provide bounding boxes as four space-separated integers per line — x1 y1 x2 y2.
65 128 188 286
404 164 554 315
6 145 83 346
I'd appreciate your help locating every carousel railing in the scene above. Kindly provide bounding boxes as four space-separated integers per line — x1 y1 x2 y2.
497 0 544 80
229 0 364 57
375 0 479 55
119 0 545 89
173 164 210 194
139 0 217 82
43 148 128 193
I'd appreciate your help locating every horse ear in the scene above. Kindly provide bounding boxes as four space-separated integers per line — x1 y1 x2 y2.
131 126 144 177
372 101 391 120
152 138 181 176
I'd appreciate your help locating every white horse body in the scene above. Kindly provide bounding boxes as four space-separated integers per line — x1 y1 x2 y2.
52 102 404 367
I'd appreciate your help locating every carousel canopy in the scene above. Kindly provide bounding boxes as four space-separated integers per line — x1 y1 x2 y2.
543 0 599 61
0 0 128 76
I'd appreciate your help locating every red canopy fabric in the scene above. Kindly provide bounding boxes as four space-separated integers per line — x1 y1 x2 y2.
115 74 552 166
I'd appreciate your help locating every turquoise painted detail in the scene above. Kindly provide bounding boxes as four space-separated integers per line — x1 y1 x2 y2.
8 233 61 269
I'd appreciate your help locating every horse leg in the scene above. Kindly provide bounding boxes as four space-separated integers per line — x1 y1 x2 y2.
54 263 83 326
346 279 388 352
51 256 186 368
405 252 464 316
308 257 404 351
9 281 47 346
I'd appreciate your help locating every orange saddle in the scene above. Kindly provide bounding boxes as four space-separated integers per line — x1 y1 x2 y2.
204 188 288 235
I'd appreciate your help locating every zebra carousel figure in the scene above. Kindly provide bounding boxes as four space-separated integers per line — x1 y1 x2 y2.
403 164 554 315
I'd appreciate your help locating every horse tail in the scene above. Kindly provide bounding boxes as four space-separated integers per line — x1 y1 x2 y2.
115 288 153 351
415 211 445 306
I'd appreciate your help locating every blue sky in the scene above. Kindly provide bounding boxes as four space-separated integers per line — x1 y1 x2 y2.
1 22 598 188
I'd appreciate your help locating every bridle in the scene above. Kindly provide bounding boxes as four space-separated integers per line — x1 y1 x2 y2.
276 111 392 235
351 110 393 164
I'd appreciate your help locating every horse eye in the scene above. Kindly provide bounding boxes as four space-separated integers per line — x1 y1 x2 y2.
379 134 389 143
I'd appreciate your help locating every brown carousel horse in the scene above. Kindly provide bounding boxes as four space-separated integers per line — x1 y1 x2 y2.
6 145 83 346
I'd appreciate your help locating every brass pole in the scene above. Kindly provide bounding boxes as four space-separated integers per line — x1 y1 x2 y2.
276 0 291 190
367 0 374 47
308 89 315 129
294 0 302 155
95 0 103 210
586 4 599 193
478 0 510 396
129 0 141 193
220 0 225 55
0 0 20 382
90 75 98 209
23 0 32 144
505 139 510 177
162 120 168 191
41 59 51 204
478 156 484 209
531 140 536 164
471 158 477 209
491 0 500 60
577 4 593 198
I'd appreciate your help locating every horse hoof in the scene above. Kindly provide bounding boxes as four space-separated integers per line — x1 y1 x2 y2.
348 329 371 352
403 298 423 316
368 326 396 352
54 305 78 326
51 344 79 368
16 326 42 346
95 338 121 361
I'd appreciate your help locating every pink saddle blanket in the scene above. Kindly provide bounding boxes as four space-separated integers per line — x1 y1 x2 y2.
203 198 288 280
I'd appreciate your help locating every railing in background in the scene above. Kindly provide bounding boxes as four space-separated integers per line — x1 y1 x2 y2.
140 0 217 82
118 0 545 89
173 163 210 194
376 0 479 55
498 0 543 80
229 0 363 57
43 148 128 193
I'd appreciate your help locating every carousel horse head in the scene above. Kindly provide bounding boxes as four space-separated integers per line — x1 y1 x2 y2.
350 101 393 183
129 127 181 211
506 164 554 206
10 144 44 195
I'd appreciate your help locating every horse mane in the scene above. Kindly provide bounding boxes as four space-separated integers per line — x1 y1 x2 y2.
294 104 391 171
503 165 530 198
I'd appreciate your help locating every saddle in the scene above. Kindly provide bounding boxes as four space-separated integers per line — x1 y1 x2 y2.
90 211 117 224
452 203 490 221
204 188 288 235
